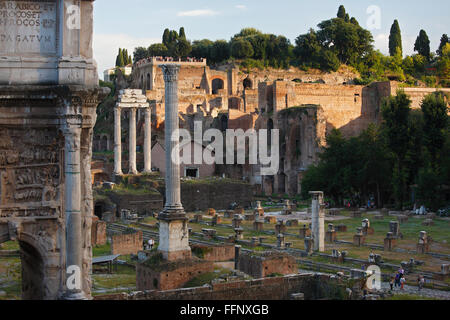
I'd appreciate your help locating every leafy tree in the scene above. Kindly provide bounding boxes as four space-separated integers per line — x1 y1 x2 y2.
437 43 450 82
173 38 192 58
231 38 254 59
389 20 402 57
316 16 374 66
294 29 321 65
421 92 449 167
210 40 230 63
191 39 213 61
148 43 168 57
381 90 412 208
414 30 431 60
318 49 340 71
437 34 449 56
133 47 149 62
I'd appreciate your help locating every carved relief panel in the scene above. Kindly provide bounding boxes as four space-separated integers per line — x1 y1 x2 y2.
0 127 62 218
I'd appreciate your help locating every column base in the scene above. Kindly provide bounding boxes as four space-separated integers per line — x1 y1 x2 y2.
157 214 191 262
61 291 90 300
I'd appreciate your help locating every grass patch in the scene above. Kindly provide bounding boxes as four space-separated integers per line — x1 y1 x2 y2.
93 243 111 257
383 294 440 300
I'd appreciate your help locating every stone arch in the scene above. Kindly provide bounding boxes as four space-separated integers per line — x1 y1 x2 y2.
211 77 225 95
140 75 144 90
0 227 59 300
146 73 151 90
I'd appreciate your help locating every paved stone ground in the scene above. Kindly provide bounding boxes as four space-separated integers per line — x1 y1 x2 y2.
380 282 450 300
299 269 450 300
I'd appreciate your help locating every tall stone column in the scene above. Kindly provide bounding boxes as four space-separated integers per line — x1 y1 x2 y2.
143 107 152 173
114 107 122 175
128 107 138 174
310 191 325 252
63 124 86 300
157 64 191 261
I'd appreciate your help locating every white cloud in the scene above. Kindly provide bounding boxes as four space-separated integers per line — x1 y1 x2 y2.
177 9 219 17
93 33 159 78
236 5 246 10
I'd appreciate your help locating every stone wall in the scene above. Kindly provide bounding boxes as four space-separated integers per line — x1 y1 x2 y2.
91 216 107 246
111 231 143 255
136 257 214 291
180 180 254 211
96 273 358 300
238 252 297 278
191 244 235 262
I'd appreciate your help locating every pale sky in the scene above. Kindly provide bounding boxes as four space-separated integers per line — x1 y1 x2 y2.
93 0 450 76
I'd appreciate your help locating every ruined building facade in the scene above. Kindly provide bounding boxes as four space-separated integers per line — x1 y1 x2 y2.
99 58 450 196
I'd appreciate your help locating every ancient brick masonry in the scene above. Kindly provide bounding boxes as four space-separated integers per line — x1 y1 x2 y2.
97 273 360 300
237 252 297 278
136 257 214 291
91 216 107 246
111 230 143 255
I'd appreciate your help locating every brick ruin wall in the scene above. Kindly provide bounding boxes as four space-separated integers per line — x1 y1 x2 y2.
191 244 235 262
136 259 214 291
91 216 107 246
95 273 359 300
111 231 143 255
238 253 298 278
179 180 254 211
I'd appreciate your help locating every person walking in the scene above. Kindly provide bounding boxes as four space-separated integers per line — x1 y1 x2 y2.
418 275 425 291
400 275 406 290
394 273 401 288
389 277 395 291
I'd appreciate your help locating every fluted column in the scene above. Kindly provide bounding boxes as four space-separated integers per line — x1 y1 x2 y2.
161 64 183 214
157 64 191 261
143 107 152 173
114 107 122 175
128 107 137 174
63 124 86 299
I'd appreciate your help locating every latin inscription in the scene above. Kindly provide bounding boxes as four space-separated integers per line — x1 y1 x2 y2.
0 0 57 54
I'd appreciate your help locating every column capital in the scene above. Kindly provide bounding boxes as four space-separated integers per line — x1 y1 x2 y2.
160 64 181 82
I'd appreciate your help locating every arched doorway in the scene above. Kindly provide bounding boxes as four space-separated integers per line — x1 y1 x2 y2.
0 235 48 300
212 78 224 94
243 77 253 90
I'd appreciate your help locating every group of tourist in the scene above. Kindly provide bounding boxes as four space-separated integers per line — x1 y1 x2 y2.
390 268 406 291
389 268 425 292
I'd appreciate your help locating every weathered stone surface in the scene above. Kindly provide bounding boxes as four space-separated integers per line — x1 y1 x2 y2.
111 230 143 255
237 252 297 278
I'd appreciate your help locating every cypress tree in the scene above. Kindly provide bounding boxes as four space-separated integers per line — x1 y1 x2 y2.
389 20 402 57
179 27 186 40
414 29 431 60
162 29 170 47
437 34 449 56
337 5 346 19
